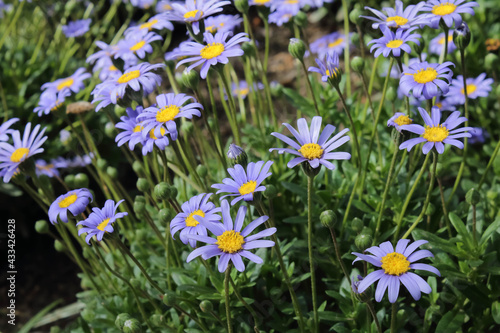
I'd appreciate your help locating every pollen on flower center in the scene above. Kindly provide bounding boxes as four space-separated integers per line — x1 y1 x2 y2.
386 39 404 49
386 16 408 26
381 252 410 275
10 147 30 163
140 19 158 30
423 125 449 142
130 40 146 51
412 68 438 84
185 209 205 227
59 194 78 208
133 124 144 133
149 127 167 140
156 105 180 123
254 0 271 4
57 78 74 91
394 115 412 126
299 143 324 160
432 2 457 16
438 35 453 45
325 68 339 78
328 38 344 48
216 230 245 253
200 43 225 59
461 84 477 95
184 9 203 19
97 218 111 231
239 181 257 196
118 70 141 84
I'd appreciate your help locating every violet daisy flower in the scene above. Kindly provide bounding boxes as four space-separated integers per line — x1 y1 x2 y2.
212 161 273 205
34 89 71 117
156 1 178 13
399 61 454 100
176 31 250 79
141 127 170 155
362 0 427 30
35 159 60 178
310 32 352 59
115 32 163 60
204 14 243 35
169 0 231 34
388 112 413 132
0 118 19 142
62 19 91 38
434 96 456 112
0 123 48 183
429 31 456 55
186 200 276 272
137 93 203 141
125 14 174 37
445 73 494 105
87 41 118 68
41 68 91 94
422 0 478 29
269 8 295 27
270 116 351 170
77 199 128 244
352 239 440 303
308 51 341 83
368 26 421 58
469 127 488 144
399 106 473 154
171 193 222 248
48 188 93 224
115 106 147 151
225 81 264 100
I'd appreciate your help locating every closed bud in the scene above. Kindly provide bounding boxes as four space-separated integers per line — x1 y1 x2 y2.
485 53 499 71
425 202 436 216
435 162 444 178
227 143 248 168
301 162 321 178
122 318 143 333
200 300 213 313
150 314 165 327
154 182 171 200
234 0 249 14
134 201 145 215
386 86 397 102
105 122 115 138
115 313 132 329
196 164 208 178
487 190 497 201
54 239 66 252
293 11 308 28
74 173 89 188
351 56 365 73
159 208 172 223
349 6 363 25
114 105 126 118
351 218 363 233
96 159 107 171
181 68 199 90
135 195 146 203
350 33 360 47
170 186 178 199
81 308 95 322
289 38 306 61
132 160 144 175
107 166 119 179
264 184 278 199
352 275 372 302
35 220 49 234
413 38 426 55
454 22 471 50
466 188 480 206
320 210 337 228
163 291 177 306
361 227 373 236
136 178 150 192
355 233 372 250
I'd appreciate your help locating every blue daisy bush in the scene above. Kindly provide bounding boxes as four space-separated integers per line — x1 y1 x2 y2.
5 0 500 331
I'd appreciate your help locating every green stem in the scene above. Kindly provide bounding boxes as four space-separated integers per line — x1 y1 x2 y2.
478 138 500 189
217 69 241 145
437 178 452 238
334 85 361 169
225 267 233 333
366 300 382 333
341 0 351 97
301 61 320 116
307 175 318 332
438 26 449 64
229 277 261 332
390 303 397 333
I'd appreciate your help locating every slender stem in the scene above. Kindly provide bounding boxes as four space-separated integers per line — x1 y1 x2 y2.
307 175 318 332
335 86 361 168
478 138 500 190
300 61 320 116
366 300 382 333
218 69 241 145
390 303 397 333
225 267 233 333
360 72 383 170
229 277 261 332
472 204 477 245
439 27 449 64
263 18 270 72
437 178 452 238
328 228 350 283
341 0 351 97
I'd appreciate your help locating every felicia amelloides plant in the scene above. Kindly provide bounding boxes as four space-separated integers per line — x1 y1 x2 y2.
2 0 500 331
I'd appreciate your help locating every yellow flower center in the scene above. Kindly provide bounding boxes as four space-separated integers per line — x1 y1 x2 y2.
438 34 453 45
239 180 257 196
328 38 344 48
461 84 477 95
254 0 271 4
130 40 146 52
386 16 409 27
109 65 118 71
206 25 217 33
117 70 141 84
435 102 443 109
185 209 205 227
386 39 404 49
423 125 449 142
51 101 64 112
10 147 30 163
286 0 298 3
184 9 203 19
163 4 172 10
299 143 323 160
200 43 225 59
235 87 249 96
140 19 158 30
325 68 340 78
133 124 144 133
97 218 111 231
394 115 412 126
432 2 457 16
216 230 245 253
58 194 78 208
412 68 438 84
381 252 410 276
156 105 180 123
57 78 74 91
149 127 166 139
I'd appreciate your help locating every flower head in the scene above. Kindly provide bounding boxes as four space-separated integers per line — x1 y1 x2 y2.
388 112 413 132
186 200 276 272
48 188 93 224
34 89 71 117
35 159 61 178
116 32 163 60
225 81 264 100
422 0 478 29
156 1 178 13
352 239 440 303
429 31 456 55
310 32 352 59
445 73 493 105
77 199 128 244
308 51 341 84
270 116 351 170
41 68 91 95
62 19 91 38
269 7 295 27
125 14 174 37
0 123 48 183
115 106 147 151
399 106 472 154
399 61 454 99
169 0 231 34
368 26 421 58
212 161 273 205
176 31 250 79
362 0 427 30
204 14 243 34
171 193 222 248
0 118 19 142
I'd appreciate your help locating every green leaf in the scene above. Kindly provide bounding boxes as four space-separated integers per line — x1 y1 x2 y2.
448 212 474 251
492 301 500 324
317 311 348 322
480 216 500 246
18 300 61 333
411 229 456 255
435 311 465 333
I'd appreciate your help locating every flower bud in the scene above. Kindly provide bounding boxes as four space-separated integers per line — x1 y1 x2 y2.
355 233 372 250
350 33 360 47
200 300 213 313
170 186 178 199
351 56 365 73
107 166 119 179
234 0 249 14
289 38 306 61
163 291 177 306
196 164 208 178
227 143 248 168
132 160 144 175
81 308 95 322
485 53 499 71
466 188 480 206
134 201 145 216
54 239 66 252
349 6 363 25
263 184 278 199
159 208 173 223
320 210 337 228
74 173 89 188
386 86 397 102
361 227 373 236
135 195 146 203
435 162 444 179
293 11 308 28
115 313 132 329
181 68 199 90
425 202 436 216
352 275 372 302
351 218 363 233
123 318 143 333
154 182 171 200
454 22 471 50
301 162 321 178
150 314 165 327
35 220 49 234
413 37 426 55
96 158 108 171
114 105 126 118
105 122 115 138
136 178 150 192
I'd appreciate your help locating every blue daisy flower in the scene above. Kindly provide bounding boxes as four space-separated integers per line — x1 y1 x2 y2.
0 118 19 142
445 73 493 105
34 89 71 117
399 61 454 100
204 14 243 35
168 0 231 34
308 51 341 83
362 0 427 30
310 32 353 59
115 106 147 151
116 32 163 60
125 13 174 37
62 19 91 38
422 0 478 29
41 68 91 95
48 188 93 224
368 26 421 58
77 199 128 244
429 31 456 55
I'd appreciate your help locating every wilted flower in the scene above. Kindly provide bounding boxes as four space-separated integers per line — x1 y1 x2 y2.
308 51 341 84
77 199 128 244
48 188 93 224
